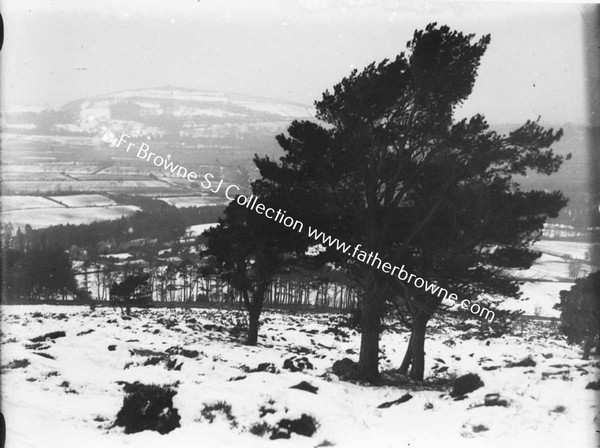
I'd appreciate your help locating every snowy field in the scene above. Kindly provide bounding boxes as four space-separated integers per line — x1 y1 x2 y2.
3 205 140 229
1 305 598 448
49 194 117 208
2 196 59 212
158 196 229 208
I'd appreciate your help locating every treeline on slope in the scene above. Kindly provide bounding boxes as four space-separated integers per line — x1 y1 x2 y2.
1 203 224 303
4 203 223 255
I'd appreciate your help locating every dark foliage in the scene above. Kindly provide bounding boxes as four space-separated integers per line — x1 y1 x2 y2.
252 23 569 382
110 273 152 313
2 359 30 370
114 382 180 434
555 271 600 359
450 373 484 397
270 414 318 439
200 401 237 427
204 200 304 345
249 421 273 436
3 246 78 302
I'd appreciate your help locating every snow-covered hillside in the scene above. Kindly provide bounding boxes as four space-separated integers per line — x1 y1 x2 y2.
60 87 315 136
1 306 598 448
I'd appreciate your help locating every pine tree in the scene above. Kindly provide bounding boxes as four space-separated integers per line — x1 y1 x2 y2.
254 23 569 381
204 200 303 345
556 271 600 359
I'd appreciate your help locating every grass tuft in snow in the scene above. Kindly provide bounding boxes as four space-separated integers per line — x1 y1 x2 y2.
200 401 238 427
249 421 273 436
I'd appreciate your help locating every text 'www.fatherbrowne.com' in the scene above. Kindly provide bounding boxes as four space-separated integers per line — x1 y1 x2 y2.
102 130 495 322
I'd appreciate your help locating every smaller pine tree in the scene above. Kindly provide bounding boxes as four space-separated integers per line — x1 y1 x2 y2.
556 271 600 359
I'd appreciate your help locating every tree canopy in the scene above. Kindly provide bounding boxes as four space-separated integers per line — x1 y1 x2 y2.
253 23 569 381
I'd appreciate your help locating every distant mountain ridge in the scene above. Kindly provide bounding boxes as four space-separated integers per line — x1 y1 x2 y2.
62 86 316 123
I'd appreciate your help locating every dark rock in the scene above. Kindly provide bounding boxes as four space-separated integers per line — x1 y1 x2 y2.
249 362 277 373
33 352 55 360
506 355 536 368
115 382 180 434
165 358 183 371
585 380 600 390
290 381 318 394
482 365 501 371
3 359 30 369
143 357 163 366
166 346 199 358
30 331 66 343
108 345 117 351
77 329 94 336
283 356 314 372
377 393 413 408
484 393 510 407
331 358 357 380
290 346 312 355
24 342 49 350
228 375 247 382
450 373 484 397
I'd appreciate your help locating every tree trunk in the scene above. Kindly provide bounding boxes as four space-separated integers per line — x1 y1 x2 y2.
399 332 413 374
357 294 381 382
409 314 428 380
583 336 592 360
398 313 429 380
247 306 260 346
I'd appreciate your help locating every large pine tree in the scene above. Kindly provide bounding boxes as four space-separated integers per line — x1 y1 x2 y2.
253 23 569 381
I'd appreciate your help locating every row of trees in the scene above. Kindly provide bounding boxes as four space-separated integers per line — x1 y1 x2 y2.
80 261 359 310
205 23 570 381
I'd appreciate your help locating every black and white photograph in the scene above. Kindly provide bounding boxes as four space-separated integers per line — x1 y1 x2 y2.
1 1 599 447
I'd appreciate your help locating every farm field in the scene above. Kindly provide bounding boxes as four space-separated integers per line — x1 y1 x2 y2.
3 205 141 229
1 306 597 448
159 196 228 208
2 196 60 212
497 240 599 318
49 194 117 208
2 180 174 195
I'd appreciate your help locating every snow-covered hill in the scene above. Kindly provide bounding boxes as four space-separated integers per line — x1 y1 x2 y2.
59 87 315 138
1 306 598 448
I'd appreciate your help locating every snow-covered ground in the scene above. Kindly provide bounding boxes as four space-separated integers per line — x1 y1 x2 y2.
1 305 598 448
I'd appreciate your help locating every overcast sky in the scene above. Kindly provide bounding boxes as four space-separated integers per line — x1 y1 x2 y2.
0 0 590 125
